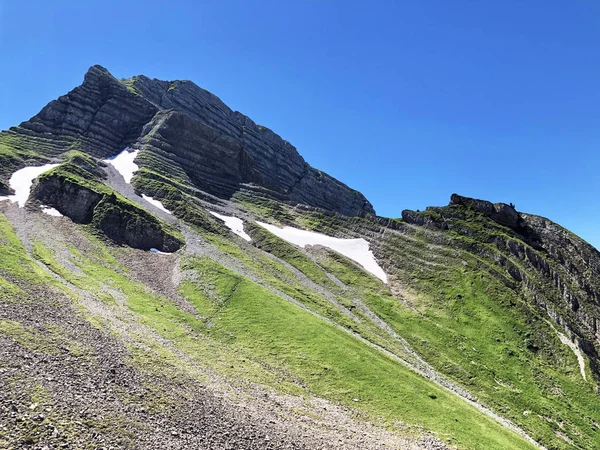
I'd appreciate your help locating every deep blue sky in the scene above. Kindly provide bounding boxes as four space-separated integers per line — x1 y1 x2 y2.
1 1 599 248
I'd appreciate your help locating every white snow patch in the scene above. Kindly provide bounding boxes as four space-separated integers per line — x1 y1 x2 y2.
557 331 587 380
0 163 60 207
209 212 252 242
41 206 63 217
256 221 387 283
105 148 139 183
149 248 170 255
142 194 172 215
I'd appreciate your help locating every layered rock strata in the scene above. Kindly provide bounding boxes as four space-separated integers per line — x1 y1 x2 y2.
2 65 373 217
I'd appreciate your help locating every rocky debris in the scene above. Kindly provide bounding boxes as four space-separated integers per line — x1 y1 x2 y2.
0 205 446 450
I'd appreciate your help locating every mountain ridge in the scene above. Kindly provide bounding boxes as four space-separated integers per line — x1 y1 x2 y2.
0 65 599 449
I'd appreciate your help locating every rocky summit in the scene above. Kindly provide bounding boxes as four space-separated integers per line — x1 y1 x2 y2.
0 66 599 450
8 65 373 217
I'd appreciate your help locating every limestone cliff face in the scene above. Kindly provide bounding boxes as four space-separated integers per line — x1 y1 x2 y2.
32 175 103 223
16 66 158 158
3 65 373 217
126 73 374 216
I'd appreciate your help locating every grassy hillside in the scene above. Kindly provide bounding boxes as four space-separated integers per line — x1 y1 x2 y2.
0 206 539 449
1 135 598 449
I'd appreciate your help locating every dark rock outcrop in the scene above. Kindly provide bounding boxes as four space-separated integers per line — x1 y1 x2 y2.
33 175 102 223
0 179 13 196
2 65 373 217
450 193 522 230
32 174 182 253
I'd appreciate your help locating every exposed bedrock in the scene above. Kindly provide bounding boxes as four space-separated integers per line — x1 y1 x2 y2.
400 193 600 377
92 195 182 253
3 65 373 217
132 109 373 216
32 174 182 252
0 179 13 196
11 65 158 158
32 175 102 223
449 193 522 230
126 70 374 216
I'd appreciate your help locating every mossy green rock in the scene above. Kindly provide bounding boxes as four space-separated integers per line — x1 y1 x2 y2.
92 194 182 252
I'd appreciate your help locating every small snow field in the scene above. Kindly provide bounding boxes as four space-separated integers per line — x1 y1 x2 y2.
0 163 60 207
256 221 387 283
149 248 170 254
209 211 252 242
557 331 587 380
41 206 63 217
105 148 139 183
142 194 172 214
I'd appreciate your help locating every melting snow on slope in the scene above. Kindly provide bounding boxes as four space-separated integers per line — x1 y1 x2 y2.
0 163 60 207
256 221 387 283
105 148 139 183
149 248 170 254
557 331 587 380
142 194 172 215
209 211 252 242
41 206 63 217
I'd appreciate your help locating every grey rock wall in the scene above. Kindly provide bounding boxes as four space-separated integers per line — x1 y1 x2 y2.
4 65 374 217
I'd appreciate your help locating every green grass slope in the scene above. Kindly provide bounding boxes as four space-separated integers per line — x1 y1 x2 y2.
0 209 538 449
231 195 600 449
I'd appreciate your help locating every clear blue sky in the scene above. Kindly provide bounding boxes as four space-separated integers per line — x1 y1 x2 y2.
1 1 599 248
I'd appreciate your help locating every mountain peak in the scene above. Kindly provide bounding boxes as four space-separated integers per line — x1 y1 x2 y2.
5 66 374 216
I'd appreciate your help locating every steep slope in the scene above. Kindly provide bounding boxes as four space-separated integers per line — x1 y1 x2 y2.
1 66 599 449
